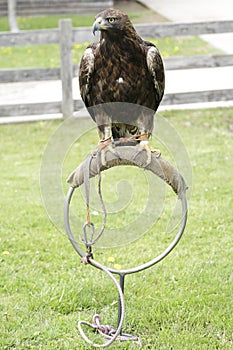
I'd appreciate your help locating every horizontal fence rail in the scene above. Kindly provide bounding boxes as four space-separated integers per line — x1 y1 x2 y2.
135 20 233 38
0 67 61 83
0 28 59 46
1 89 233 118
0 19 233 119
162 89 233 105
164 54 233 70
1 54 233 83
1 20 233 46
0 100 84 117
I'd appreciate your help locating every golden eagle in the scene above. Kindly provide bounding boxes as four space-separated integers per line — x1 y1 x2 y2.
79 9 165 164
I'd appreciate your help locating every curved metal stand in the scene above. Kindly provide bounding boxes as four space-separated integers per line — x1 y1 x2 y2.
65 185 187 275
64 149 188 347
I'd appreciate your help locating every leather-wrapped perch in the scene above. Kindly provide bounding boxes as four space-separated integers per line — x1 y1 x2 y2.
67 144 188 198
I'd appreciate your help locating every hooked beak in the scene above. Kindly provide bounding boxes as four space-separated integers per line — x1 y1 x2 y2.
92 17 109 35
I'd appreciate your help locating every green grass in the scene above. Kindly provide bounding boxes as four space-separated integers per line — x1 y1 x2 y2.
0 12 153 32
1 108 233 349
0 36 221 69
0 14 98 32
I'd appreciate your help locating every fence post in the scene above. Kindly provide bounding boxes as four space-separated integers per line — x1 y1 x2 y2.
8 0 19 33
59 19 73 119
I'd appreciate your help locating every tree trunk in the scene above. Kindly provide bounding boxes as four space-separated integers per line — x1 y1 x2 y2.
8 0 19 33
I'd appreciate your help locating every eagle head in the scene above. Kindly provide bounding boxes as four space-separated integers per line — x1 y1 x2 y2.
92 8 133 36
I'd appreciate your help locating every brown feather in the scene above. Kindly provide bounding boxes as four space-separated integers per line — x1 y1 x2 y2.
79 9 165 139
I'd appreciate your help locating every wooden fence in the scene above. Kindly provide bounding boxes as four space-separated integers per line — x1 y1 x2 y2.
0 19 233 118
0 0 113 16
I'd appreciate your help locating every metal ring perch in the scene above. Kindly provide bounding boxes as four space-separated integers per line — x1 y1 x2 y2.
64 144 188 347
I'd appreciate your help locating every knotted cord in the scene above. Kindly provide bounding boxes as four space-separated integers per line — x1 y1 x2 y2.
78 258 126 348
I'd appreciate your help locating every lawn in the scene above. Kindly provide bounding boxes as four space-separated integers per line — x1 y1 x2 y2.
0 14 98 31
0 108 233 349
0 12 151 32
0 36 221 69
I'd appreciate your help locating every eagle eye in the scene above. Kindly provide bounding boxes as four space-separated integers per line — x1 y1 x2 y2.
107 17 116 24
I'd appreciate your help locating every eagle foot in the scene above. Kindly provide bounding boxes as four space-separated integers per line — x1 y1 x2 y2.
98 136 111 149
150 147 161 158
133 141 161 167
98 138 121 166
130 133 148 142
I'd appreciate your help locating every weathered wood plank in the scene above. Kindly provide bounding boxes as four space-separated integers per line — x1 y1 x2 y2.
1 20 233 47
59 19 73 119
1 89 232 118
0 29 59 46
164 54 233 70
0 68 60 82
161 89 233 105
0 101 61 116
135 20 233 38
75 89 233 109
73 20 233 42
0 27 95 47
0 65 78 83
0 100 84 117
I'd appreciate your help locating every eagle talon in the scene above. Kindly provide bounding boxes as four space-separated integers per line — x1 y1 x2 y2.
98 137 112 149
99 139 121 166
133 140 161 167
133 140 152 167
150 147 161 158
